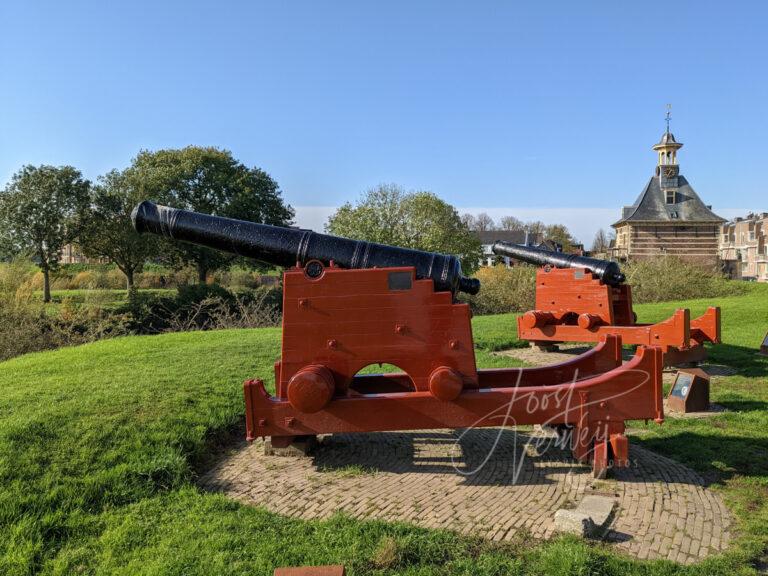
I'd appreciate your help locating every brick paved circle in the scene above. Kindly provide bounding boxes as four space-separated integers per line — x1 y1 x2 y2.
200 428 730 564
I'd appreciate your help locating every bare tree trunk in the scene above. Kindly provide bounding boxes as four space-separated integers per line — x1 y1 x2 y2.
125 268 135 291
42 264 51 303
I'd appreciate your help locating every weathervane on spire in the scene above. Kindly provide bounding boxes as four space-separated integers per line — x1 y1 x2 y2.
665 103 672 133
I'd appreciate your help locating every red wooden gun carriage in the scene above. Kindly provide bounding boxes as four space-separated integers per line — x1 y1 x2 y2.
133 202 665 478
492 242 721 366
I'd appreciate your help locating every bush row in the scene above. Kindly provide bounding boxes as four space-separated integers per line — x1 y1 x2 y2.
123 284 282 333
622 257 748 303
0 256 749 362
0 263 132 362
0 262 283 362
0 261 280 291
460 265 536 315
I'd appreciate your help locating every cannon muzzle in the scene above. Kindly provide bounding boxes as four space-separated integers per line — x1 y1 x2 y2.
492 241 625 286
131 201 480 296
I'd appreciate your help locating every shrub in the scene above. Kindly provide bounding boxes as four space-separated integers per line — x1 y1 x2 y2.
27 271 45 291
0 294 130 362
135 269 169 289
172 267 198 287
70 270 99 289
0 301 61 361
624 256 748 303
122 284 282 333
212 266 261 288
0 259 38 294
0 261 132 361
105 267 129 289
176 292 281 331
461 265 536 315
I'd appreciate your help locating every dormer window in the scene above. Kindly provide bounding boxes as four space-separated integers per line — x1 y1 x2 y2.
670 211 679 219
666 190 676 204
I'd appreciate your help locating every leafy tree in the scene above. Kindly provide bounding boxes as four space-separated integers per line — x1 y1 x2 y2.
0 165 90 302
0 225 19 262
499 215 525 232
79 169 159 291
544 223 577 251
327 184 483 273
127 147 294 282
591 228 610 253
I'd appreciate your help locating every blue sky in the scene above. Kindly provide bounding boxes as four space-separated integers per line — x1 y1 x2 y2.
1 1 765 243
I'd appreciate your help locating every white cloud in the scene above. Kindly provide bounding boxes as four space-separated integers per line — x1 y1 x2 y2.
293 206 337 232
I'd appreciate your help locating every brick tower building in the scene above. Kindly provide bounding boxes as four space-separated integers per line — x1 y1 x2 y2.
611 117 724 266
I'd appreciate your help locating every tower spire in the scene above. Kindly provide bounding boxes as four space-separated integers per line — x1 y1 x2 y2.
653 105 682 166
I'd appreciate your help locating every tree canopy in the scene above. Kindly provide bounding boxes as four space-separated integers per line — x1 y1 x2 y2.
544 223 577 251
0 165 90 301
126 146 294 281
326 184 482 273
79 169 159 290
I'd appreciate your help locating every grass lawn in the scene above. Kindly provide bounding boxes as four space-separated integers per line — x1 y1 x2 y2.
0 284 767 574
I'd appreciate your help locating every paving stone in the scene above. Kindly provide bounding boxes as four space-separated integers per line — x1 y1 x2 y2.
578 495 615 526
264 436 317 456
199 430 731 566
554 509 595 536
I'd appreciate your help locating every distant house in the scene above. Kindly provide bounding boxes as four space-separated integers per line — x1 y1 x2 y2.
60 244 106 265
611 125 724 266
720 213 768 282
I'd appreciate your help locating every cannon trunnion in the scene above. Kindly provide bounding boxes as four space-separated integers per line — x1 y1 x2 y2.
492 241 720 366
133 203 666 478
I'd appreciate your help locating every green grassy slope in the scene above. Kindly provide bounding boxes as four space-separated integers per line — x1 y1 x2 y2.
1 285 767 575
632 286 768 568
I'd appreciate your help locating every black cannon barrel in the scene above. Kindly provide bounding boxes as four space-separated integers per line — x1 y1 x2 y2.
492 241 625 286
131 201 480 295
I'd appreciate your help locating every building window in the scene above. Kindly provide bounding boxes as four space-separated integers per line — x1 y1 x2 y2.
666 190 675 204
749 231 756 241
670 211 679 219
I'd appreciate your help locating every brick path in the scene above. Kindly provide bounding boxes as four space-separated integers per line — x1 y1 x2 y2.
200 427 730 564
